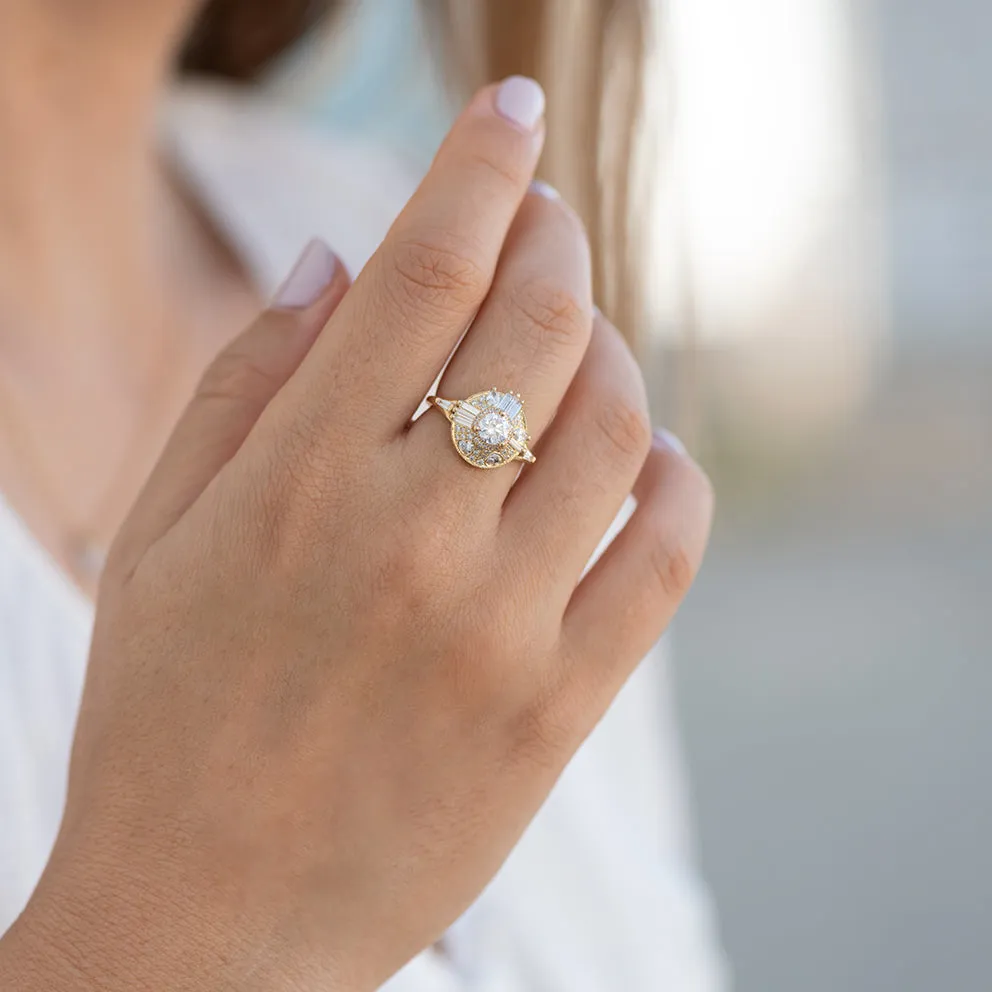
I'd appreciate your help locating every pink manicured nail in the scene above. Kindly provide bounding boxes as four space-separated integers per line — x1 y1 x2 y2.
495 76 546 131
529 179 561 201
655 428 689 458
272 238 337 309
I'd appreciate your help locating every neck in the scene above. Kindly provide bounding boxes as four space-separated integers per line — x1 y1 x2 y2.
0 1 197 365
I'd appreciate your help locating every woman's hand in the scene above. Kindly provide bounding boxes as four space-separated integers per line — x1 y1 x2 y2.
1 79 713 992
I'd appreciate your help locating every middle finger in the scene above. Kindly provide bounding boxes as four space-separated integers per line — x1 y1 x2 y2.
280 78 547 444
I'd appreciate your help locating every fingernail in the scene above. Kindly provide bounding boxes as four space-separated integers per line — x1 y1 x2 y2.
272 238 337 309
655 428 689 458
495 75 546 131
528 179 561 201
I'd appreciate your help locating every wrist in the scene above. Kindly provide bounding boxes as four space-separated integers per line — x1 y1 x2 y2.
1 849 359 992
0 871 224 992
0 896 109 992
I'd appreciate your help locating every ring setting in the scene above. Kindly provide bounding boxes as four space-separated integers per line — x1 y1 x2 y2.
427 388 536 469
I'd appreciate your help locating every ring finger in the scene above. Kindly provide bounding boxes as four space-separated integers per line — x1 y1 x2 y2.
407 184 593 494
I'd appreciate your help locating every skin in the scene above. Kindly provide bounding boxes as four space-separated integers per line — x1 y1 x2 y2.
0 2 714 989
0 0 259 587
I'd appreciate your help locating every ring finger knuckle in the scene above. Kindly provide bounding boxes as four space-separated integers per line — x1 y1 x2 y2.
508 277 591 356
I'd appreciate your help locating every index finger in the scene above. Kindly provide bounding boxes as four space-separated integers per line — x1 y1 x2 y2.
285 77 547 439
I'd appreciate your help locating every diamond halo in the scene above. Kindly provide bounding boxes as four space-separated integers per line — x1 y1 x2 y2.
442 388 533 469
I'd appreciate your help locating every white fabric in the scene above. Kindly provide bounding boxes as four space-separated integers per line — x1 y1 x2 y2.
0 83 726 990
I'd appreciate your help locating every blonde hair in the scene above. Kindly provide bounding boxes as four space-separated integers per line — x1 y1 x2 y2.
428 0 654 345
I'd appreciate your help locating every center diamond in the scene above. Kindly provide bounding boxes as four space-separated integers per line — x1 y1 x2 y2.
474 410 511 446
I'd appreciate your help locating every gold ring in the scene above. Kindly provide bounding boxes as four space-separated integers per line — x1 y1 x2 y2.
427 388 536 469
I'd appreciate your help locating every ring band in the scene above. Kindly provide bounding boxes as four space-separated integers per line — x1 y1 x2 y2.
427 388 536 469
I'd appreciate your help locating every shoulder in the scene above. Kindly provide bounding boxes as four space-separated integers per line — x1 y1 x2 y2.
162 82 420 293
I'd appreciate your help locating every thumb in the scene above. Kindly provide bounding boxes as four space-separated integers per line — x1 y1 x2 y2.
109 239 349 580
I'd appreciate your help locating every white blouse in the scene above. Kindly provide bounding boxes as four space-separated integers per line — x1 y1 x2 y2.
0 84 726 991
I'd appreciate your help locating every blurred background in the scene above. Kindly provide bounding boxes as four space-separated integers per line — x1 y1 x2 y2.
269 1 990 988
